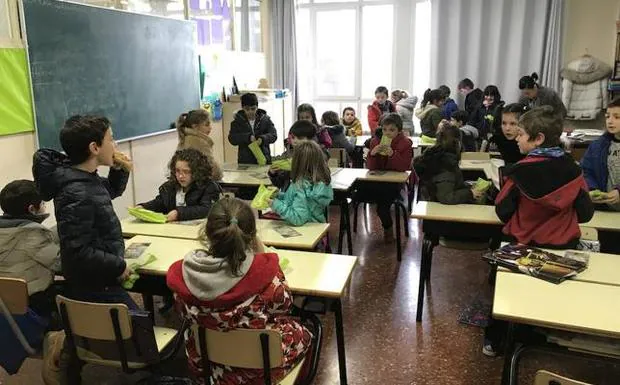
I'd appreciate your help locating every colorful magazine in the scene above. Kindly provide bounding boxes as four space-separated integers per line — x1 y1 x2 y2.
483 244 589 284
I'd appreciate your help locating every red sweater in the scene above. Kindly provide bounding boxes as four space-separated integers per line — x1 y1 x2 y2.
367 133 413 172
495 155 594 248
367 100 396 135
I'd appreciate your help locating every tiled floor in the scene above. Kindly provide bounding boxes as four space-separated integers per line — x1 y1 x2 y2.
2 208 620 384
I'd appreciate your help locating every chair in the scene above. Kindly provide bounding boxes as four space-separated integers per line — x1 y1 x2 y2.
0 278 37 355
328 148 347 168
195 313 323 385
533 370 592 385
461 152 491 161
56 295 183 376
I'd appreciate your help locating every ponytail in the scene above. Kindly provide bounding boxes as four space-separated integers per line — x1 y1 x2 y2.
421 89 432 107
519 72 539 90
176 112 189 139
176 109 210 140
421 88 444 108
205 198 257 276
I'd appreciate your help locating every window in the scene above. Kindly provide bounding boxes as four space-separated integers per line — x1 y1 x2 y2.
234 0 262 52
65 0 186 19
190 0 233 50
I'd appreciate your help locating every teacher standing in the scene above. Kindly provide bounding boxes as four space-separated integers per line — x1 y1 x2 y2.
518 72 567 118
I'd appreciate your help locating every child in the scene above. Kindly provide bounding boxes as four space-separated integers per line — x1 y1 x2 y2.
297 103 332 149
228 93 278 164
362 113 413 239
176 109 223 181
268 120 324 190
368 86 396 135
33 115 135 309
322 111 354 159
415 88 445 138
139 148 221 222
413 123 482 204
490 103 528 165
450 110 479 152
392 90 418 136
439 85 458 119
518 72 567 118
495 106 594 249
270 141 334 226
457 78 484 122
582 97 620 211
0 180 60 319
342 107 363 136
470 85 504 141
166 197 311 384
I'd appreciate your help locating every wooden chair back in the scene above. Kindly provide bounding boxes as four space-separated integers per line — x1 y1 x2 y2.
0 277 28 315
534 370 592 385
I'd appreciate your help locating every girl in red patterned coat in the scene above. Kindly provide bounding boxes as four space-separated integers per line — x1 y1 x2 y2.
166 197 311 384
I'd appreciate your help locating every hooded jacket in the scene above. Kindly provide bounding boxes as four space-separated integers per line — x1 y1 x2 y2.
414 104 443 138
326 124 354 155
413 147 473 204
32 149 129 289
495 153 594 248
490 130 525 165
367 100 396 135
367 133 413 172
0 214 60 295
343 117 363 136
581 132 619 191
139 180 222 221
561 56 612 120
465 88 484 122
228 109 277 164
177 128 223 181
271 180 333 226
167 251 311 384
395 96 419 135
441 98 458 120
470 101 504 140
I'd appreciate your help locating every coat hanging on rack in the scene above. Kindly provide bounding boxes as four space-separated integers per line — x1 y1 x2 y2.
561 55 612 120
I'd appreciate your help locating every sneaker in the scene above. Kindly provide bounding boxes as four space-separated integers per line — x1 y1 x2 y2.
482 342 497 357
42 331 65 385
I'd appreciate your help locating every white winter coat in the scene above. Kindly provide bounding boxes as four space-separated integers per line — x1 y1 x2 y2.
561 56 612 121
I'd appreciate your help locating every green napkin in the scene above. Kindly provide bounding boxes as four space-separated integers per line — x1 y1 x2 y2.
589 190 607 199
128 207 167 224
249 140 267 166
122 253 157 289
272 158 292 171
279 257 290 271
251 185 278 210
378 135 392 155
420 135 437 144
473 177 492 193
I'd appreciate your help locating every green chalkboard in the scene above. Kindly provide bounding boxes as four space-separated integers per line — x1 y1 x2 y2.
23 0 200 150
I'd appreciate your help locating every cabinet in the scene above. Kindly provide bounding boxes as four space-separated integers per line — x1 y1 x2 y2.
220 93 291 164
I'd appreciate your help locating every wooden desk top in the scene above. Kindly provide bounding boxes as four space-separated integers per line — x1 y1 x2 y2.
340 168 409 183
459 159 504 189
410 201 501 225
493 271 620 338
410 201 618 232
222 163 271 172
220 170 272 187
122 218 329 250
126 235 357 298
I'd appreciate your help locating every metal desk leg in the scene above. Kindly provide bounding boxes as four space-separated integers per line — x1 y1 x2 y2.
416 235 432 322
334 299 348 385
394 202 402 262
343 200 353 255
338 203 345 254
501 322 517 385
142 293 155 323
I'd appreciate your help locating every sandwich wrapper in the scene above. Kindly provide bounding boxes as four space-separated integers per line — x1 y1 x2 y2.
271 158 292 171
420 135 436 144
128 207 167 224
472 178 492 204
251 185 278 210
266 246 290 271
249 140 267 166
378 135 392 155
122 253 158 289
589 190 608 200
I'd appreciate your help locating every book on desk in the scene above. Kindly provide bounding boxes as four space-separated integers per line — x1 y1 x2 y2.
484 244 589 284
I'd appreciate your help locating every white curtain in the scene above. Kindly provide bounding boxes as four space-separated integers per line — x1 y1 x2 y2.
540 0 564 91
269 0 297 113
430 0 550 104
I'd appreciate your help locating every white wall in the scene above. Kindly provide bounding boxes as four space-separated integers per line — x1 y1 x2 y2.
563 0 620 67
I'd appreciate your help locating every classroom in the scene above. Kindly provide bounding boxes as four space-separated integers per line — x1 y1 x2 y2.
1 0 620 384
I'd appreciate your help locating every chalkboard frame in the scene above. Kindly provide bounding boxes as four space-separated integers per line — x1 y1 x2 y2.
22 0 200 150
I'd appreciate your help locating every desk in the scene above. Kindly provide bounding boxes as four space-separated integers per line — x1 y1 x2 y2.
220 170 272 187
329 168 357 255
459 159 504 189
221 163 271 172
494 271 620 384
121 218 329 250
127 235 357 385
354 135 427 149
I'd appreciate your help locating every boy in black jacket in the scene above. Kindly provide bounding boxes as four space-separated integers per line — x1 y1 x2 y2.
228 92 278 164
33 116 134 306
